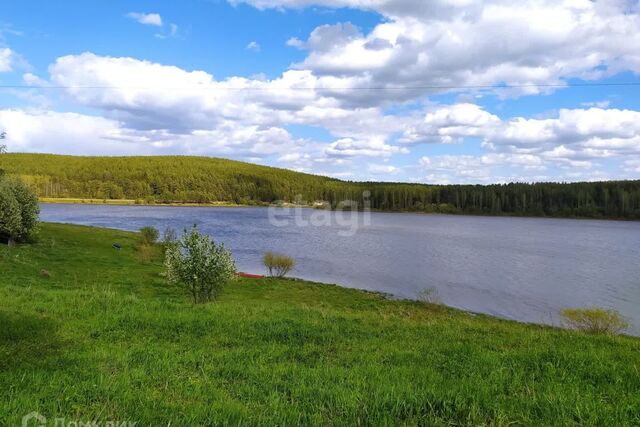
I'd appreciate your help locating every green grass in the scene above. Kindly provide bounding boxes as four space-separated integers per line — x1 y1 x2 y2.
1 223 639 425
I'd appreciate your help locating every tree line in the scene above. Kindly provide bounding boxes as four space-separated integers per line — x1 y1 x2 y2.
1 153 639 219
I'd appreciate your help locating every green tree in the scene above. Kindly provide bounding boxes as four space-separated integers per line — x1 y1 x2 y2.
139 226 159 245
11 178 40 241
164 227 236 303
0 177 40 244
0 180 22 245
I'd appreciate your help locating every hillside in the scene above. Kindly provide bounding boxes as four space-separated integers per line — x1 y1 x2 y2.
1 223 639 424
2 153 640 218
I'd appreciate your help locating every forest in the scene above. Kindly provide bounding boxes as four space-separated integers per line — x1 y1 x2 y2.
1 153 640 219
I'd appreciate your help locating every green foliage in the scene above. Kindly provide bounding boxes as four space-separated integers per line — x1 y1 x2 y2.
139 226 159 245
2 153 640 218
0 181 21 244
0 176 39 244
263 251 295 277
1 223 639 425
165 227 237 303
561 308 630 335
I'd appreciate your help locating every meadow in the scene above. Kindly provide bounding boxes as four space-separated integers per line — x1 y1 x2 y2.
1 223 639 425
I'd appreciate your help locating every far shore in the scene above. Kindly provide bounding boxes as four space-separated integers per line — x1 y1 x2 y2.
39 197 639 222
39 197 285 208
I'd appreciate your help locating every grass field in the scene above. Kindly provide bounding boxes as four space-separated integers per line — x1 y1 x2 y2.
1 223 639 425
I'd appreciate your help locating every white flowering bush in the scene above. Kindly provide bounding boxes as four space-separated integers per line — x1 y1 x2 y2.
164 227 236 303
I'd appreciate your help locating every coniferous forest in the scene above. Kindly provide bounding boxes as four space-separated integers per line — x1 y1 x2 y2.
2 153 640 219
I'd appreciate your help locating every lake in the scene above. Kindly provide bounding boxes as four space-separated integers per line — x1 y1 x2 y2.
40 204 640 334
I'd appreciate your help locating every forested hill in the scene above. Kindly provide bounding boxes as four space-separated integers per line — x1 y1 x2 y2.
2 153 640 219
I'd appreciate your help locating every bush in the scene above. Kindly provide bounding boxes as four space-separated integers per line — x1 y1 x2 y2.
139 226 159 245
263 251 295 278
561 308 630 335
0 177 39 245
164 227 236 303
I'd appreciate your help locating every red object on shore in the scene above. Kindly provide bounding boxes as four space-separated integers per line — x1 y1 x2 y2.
238 272 264 279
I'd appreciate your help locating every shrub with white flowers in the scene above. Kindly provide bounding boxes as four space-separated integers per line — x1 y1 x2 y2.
164 227 236 303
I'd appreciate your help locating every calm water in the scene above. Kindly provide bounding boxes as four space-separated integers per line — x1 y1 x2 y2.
40 204 640 334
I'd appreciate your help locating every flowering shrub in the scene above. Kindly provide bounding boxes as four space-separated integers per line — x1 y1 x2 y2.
165 227 236 303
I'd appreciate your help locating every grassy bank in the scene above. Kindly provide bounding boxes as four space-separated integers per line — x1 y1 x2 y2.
1 223 639 425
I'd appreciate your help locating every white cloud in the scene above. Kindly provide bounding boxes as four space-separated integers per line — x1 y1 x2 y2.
623 159 640 173
155 23 180 39
126 12 163 27
400 103 500 144
326 137 406 158
417 153 597 184
581 100 611 108
286 37 305 49
0 48 14 72
0 109 308 158
405 104 640 165
235 0 640 103
485 108 640 158
46 53 411 160
246 41 261 52
23 73 49 86
368 164 399 174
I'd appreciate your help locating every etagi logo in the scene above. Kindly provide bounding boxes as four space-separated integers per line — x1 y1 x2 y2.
267 192 372 237
22 412 46 427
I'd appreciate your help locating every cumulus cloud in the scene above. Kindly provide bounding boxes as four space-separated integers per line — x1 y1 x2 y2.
0 48 13 72
400 103 500 144
15 50 640 182
126 12 163 27
484 108 640 159
368 163 399 174
0 109 308 158
235 0 640 102
409 103 640 183
286 37 305 49
46 53 410 158
326 137 406 158
246 41 261 52
417 152 611 185
405 104 640 162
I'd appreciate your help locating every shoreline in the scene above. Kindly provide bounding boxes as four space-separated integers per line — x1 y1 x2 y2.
28 220 640 337
39 197 639 222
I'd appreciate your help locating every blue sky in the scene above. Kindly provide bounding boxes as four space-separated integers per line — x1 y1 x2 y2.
1 0 640 183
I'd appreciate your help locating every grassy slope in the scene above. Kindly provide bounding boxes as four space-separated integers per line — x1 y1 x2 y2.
1 224 639 425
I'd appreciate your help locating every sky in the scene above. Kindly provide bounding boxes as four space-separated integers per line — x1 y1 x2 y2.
1 0 640 184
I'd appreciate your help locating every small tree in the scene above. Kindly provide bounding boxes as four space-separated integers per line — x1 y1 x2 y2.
139 226 159 245
263 251 295 277
11 178 39 240
164 227 236 303
561 308 630 335
0 177 39 244
0 181 21 245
